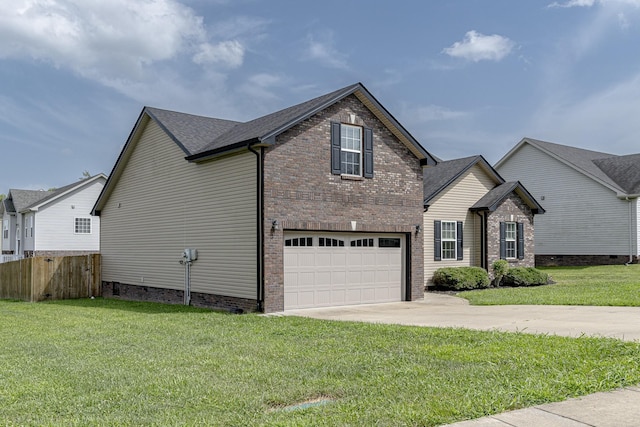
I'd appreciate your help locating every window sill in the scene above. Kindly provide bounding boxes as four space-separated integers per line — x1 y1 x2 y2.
341 175 364 181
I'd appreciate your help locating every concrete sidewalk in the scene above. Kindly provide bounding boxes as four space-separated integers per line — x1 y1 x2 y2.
444 386 640 427
282 293 640 426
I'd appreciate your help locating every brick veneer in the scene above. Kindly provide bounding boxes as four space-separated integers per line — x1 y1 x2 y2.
102 281 256 313
486 193 535 277
536 254 638 267
262 95 425 312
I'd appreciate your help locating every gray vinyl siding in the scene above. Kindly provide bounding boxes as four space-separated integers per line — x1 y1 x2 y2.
100 119 257 299
423 165 496 284
497 143 630 255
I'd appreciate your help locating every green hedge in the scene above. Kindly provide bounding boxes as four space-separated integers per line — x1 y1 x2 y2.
432 267 491 291
502 267 550 287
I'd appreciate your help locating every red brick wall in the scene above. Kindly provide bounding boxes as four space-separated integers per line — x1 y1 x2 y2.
486 194 535 276
262 95 424 312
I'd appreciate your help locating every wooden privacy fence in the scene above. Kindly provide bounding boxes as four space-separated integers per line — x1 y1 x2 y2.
0 254 101 302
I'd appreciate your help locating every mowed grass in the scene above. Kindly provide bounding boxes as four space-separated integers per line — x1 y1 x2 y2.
460 264 640 306
1 299 640 426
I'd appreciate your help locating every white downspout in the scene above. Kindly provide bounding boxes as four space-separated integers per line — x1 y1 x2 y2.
625 197 634 266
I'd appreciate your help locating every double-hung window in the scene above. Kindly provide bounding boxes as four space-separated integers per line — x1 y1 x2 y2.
434 220 463 261
2 220 8 239
331 122 374 178
504 222 517 259
500 221 524 260
340 124 362 176
441 221 457 260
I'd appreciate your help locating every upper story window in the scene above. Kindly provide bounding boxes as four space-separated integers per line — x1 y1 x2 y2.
331 122 374 178
340 125 362 176
75 217 91 234
28 216 33 238
2 220 8 239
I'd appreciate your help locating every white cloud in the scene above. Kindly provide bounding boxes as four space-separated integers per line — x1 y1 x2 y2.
304 31 349 69
443 30 515 62
549 0 640 7
548 0 596 8
0 0 247 84
404 104 469 122
193 40 244 67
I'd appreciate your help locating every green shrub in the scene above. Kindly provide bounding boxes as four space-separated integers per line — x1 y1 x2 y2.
492 260 509 287
502 267 550 287
432 267 491 291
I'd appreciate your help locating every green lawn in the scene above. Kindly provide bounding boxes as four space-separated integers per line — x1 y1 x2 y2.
459 264 640 306
1 299 640 426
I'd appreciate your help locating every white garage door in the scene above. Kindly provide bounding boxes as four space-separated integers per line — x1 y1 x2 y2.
284 232 405 310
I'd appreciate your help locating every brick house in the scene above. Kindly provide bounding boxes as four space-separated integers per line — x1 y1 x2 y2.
92 83 437 313
422 156 544 284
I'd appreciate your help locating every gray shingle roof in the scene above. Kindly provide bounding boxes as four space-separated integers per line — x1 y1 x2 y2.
193 84 363 157
470 181 545 214
423 155 501 205
24 174 107 210
6 189 54 213
516 138 627 194
4 175 107 214
145 107 240 156
593 153 640 195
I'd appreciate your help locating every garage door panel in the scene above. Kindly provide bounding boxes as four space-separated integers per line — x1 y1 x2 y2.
316 252 332 267
316 271 331 286
317 290 332 305
284 233 404 310
332 253 347 266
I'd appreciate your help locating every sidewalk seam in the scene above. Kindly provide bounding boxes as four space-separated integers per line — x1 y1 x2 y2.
534 406 596 426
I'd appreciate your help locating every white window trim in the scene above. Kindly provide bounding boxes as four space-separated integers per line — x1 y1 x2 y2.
74 217 92 234
441 220 457 260
340 124 363 177
505 222 517 259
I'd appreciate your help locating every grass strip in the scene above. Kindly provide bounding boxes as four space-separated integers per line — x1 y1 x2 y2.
1 298 639 425
460 265 640 306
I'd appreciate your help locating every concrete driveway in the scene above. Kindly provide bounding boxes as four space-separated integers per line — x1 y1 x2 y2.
282 292 640 342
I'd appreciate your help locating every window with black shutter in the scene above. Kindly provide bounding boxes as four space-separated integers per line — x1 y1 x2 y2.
330 122 373 178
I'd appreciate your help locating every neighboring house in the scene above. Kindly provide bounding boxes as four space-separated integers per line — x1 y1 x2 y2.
422 155 544 284
495 138 639 266
92 83 438 313
1 174 106 259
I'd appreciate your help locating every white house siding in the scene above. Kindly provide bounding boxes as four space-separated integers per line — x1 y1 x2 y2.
1 213 12 253
100 119 257 300
423 165 496 284
33 182 103 252
22 212 35 252
497 143 630 256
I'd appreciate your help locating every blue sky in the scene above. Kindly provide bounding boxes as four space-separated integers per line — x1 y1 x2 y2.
1 0 640 190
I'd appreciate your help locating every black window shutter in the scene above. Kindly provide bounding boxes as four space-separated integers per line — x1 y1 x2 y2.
434 220 441 261
363 127 374 178
456 221 463 260
330 122 341 175
517 222 525 260
499 222 506 260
